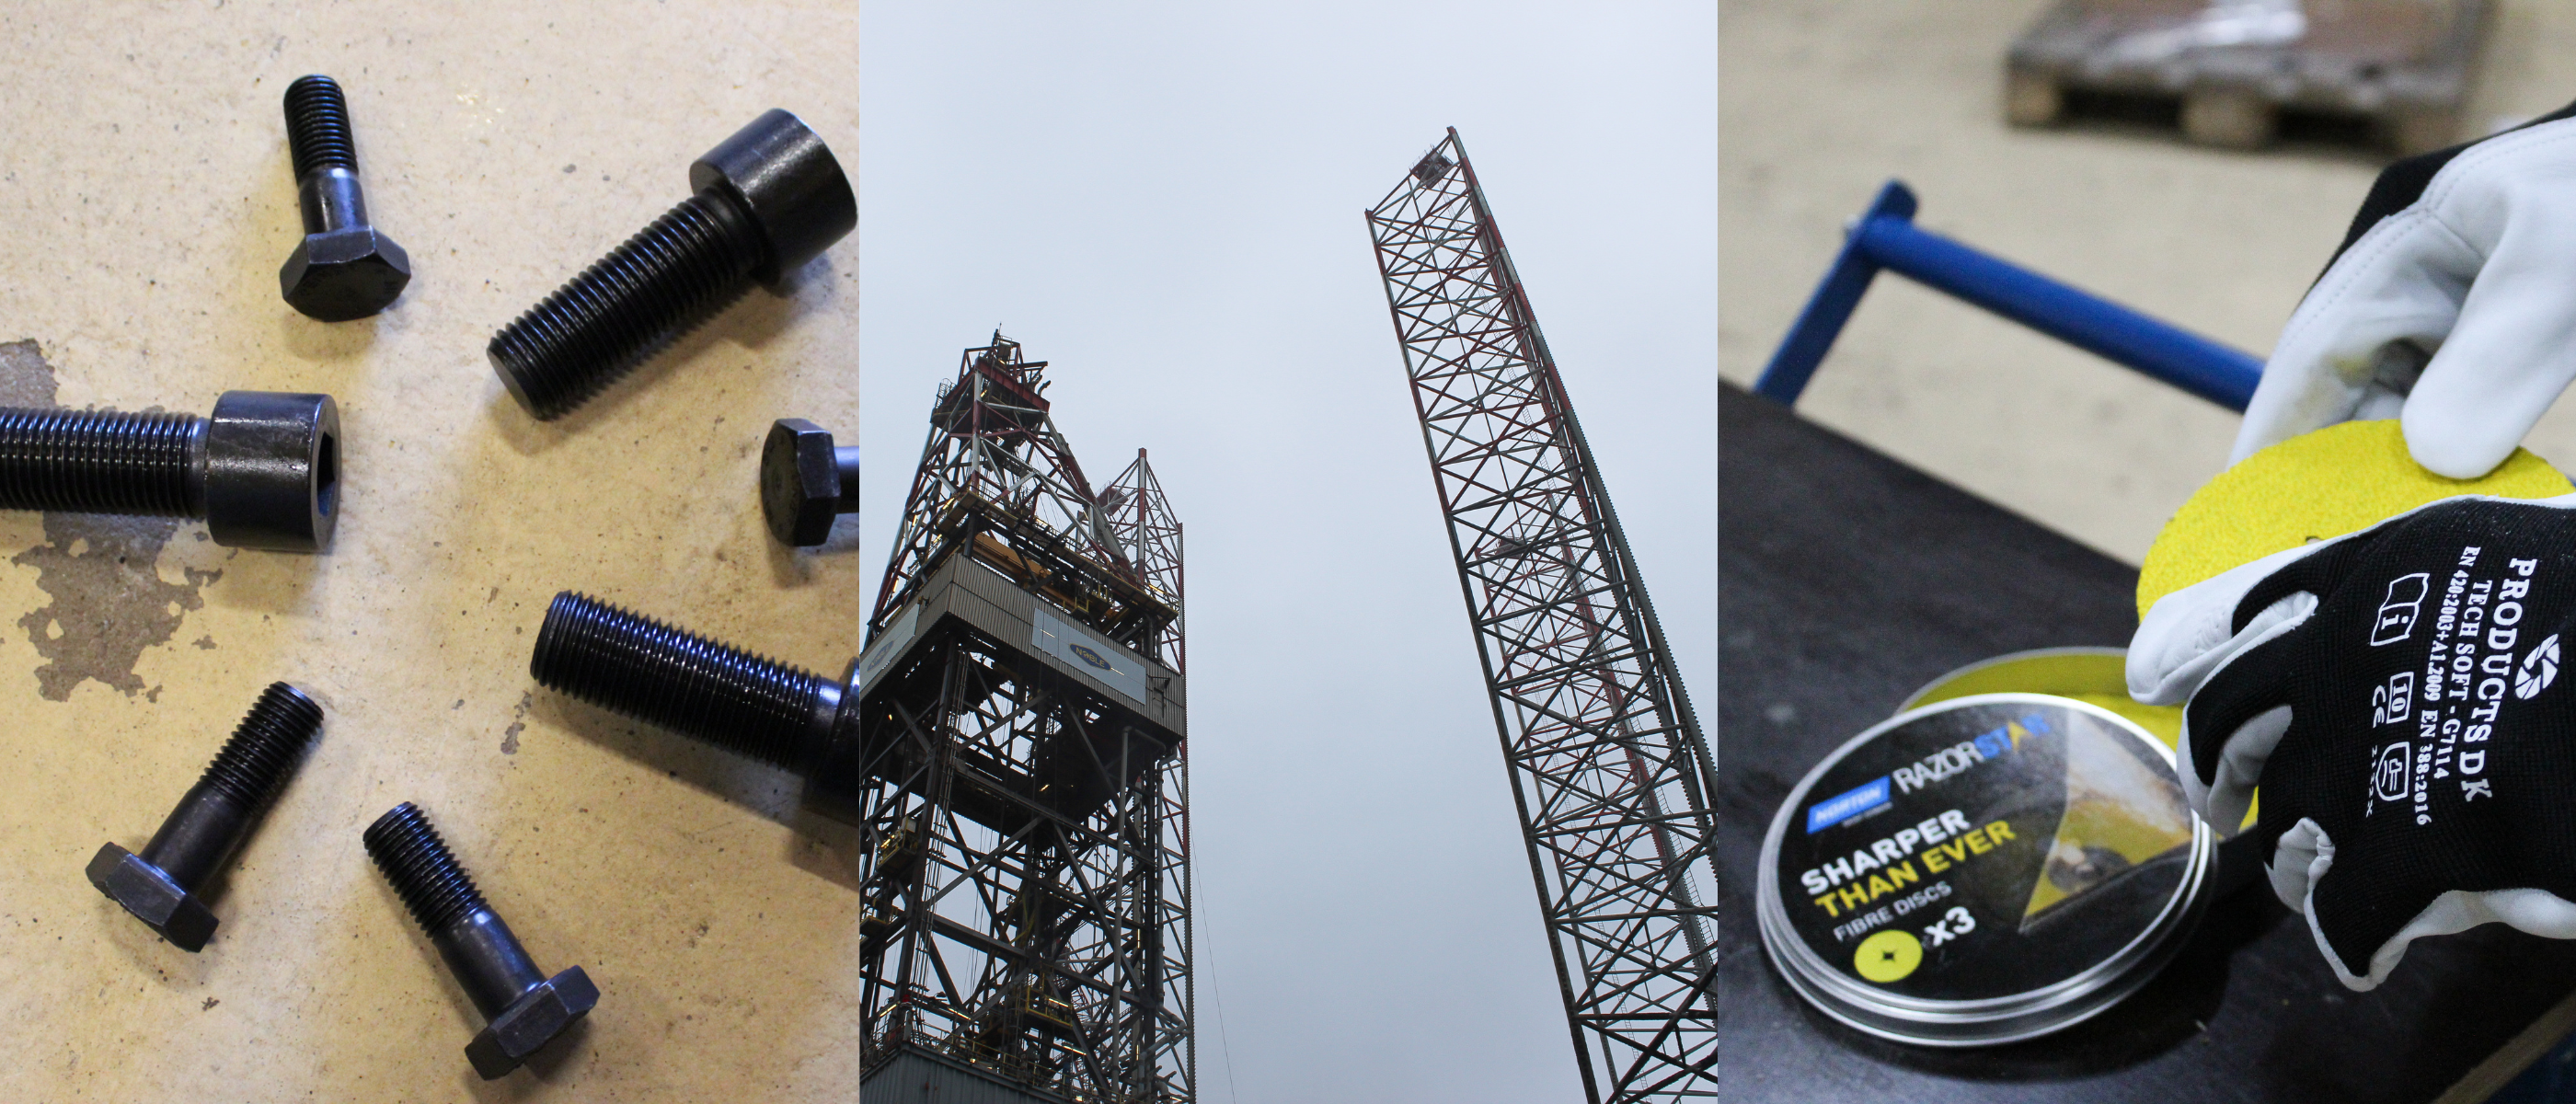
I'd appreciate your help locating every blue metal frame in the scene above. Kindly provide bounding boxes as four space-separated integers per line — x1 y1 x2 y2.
1754 180 2265 412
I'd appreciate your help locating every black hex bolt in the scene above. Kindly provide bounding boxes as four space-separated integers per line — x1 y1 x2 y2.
0 391 340 551
86 683 323 952
279 75 411 321
487 109 856 420
530 592 872 822
365 802 598 1080
761 418 859 546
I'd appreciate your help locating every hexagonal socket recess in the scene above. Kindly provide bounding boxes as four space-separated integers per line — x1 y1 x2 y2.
86 683 324 952
364 802 596 1079
0 391 340 551
762 418 859 546
278 75 409 321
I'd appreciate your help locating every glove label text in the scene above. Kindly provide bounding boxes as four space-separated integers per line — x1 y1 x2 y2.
2378 550 2544 824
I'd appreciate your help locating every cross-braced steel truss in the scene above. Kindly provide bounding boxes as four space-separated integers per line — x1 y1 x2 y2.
857 336 1191 1103
1365 130 1718 1101
1102 451 1183 673
872 334 1177 663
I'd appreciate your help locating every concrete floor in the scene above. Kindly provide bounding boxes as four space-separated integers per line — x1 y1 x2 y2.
0 6 873 1100
1720 0 2576 566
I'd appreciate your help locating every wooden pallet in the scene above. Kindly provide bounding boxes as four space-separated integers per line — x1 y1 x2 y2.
2006 0 2491 155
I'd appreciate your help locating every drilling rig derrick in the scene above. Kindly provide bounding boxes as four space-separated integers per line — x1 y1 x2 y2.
857 334 1192 1104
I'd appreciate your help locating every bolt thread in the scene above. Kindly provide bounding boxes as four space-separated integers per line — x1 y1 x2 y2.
364 802 489 937
282 75 358 179
487 192 767 420
0 407 201 516
196 683 324 812
532 592 821 768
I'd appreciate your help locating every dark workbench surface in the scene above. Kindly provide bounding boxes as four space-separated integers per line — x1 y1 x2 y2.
1717 382 2576 1103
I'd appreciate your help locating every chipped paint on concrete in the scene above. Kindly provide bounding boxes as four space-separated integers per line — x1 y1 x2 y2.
0 339 56 407
502 691 534 754
14 514 220 700
0 339 224 700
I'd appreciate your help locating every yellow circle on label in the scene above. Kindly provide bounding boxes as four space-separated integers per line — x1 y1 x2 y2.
2137 420 2570 621
1854 928 1924 983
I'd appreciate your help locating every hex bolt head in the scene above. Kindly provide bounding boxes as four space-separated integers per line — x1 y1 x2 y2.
86 683 324 952
488 109 855 420
365 802 596 1079
85 846 219 951
281 227 412 323
0 390 340 552
467 969 602 1079
761 418 860 546
278 75 410 321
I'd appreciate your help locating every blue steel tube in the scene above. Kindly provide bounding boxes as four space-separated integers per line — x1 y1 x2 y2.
1753 180 2264 412
1750 183 1914 408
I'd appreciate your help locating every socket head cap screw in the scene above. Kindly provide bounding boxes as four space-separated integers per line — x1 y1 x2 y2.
688 109 855 285
204 391 340 553
762 418 842 546
84 845 218 952
466 967 600 1079
280 226 412 323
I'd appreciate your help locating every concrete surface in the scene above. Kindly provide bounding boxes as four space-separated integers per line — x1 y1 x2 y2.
1720 0 2576 566
0 6 871 1100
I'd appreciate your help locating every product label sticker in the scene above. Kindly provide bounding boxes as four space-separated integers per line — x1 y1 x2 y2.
1773 698 2195 1001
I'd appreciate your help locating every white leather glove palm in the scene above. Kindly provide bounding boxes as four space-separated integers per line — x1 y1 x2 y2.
2238 113 2576 479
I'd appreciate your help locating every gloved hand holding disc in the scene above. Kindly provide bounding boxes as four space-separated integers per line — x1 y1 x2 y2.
2130 420 2576 990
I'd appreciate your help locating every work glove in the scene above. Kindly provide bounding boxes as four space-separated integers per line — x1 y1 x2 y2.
2235 101 2576 479
2129 492 2576 990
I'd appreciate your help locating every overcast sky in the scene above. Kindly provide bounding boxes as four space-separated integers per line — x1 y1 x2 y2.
857 6 1716 1099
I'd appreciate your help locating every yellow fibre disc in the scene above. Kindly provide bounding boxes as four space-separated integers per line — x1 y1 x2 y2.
1902 650 2184 750
1901 649 2248 828
2137 421 2572 622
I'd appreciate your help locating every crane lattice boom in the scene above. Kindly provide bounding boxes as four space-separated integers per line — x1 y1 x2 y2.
1365 130 1718 1101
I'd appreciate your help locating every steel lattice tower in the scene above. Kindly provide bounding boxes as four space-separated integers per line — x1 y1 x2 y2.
1365 131 1718 1100
856 333 1192 1103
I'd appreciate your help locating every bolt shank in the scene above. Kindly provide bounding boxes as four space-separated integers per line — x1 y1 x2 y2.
531 592 828 768
297 167 369 235
137 783 255 891
433 910 549 1018
0 407 205 518
834 445 862 511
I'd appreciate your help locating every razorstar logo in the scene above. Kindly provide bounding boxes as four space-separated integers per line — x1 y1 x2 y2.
2518 634 2562 700
2371 573 2430 646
